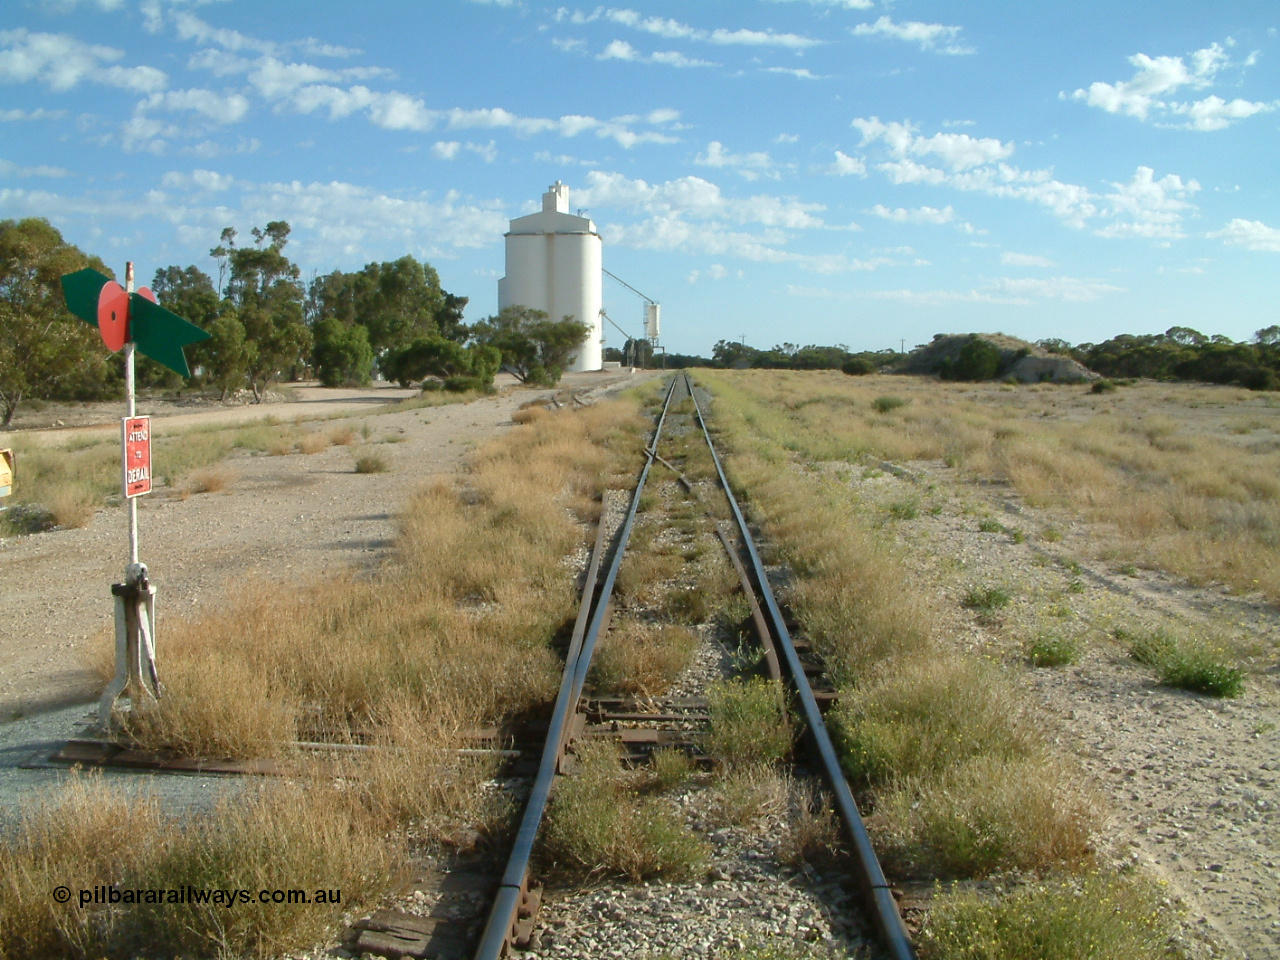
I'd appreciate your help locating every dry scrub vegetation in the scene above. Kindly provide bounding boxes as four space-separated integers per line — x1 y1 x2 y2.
693 368 1198 957
704 369 1280 601
1 395 652 960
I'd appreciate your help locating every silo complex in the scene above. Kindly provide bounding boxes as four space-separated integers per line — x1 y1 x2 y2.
498 182 604 372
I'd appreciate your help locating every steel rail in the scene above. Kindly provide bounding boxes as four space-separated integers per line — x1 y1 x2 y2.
686 373 917 960
473 375 681 960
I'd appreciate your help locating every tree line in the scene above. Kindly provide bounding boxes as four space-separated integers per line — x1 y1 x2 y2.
0 218 589 426
1042 327 1280 391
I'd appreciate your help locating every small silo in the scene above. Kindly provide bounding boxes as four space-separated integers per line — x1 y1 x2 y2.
498 182 604 372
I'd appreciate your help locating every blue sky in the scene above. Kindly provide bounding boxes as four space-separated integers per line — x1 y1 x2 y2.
2 0 1278 357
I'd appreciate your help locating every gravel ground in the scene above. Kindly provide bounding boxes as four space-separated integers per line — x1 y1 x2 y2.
0 372 651 815
827 455 1279 960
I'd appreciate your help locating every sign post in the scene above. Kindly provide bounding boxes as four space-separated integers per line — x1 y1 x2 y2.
61 262 209 729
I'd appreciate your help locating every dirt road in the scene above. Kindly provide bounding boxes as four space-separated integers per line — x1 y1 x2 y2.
0 372 653 719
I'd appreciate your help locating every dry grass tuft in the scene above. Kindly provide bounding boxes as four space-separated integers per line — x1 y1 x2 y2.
354 452 389 474
45 486 98 529
590 620 698 697
298 432 331 455
327 425 358 446
873 755 1100 878
544 740 709 881
177 464 239 496
512 405 552 425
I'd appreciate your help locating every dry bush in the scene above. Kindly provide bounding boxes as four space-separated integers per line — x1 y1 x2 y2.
177 464 239 496
327 425 358 446
709 764 790 827
872 755 1100 878
590 620 698 696
777 778 842 867
46 486 97 529
511 405 551 425
0 773 391 960
298 432 330 455
354 453 389 474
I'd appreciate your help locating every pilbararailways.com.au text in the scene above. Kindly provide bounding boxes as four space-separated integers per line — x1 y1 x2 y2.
60 886 342 909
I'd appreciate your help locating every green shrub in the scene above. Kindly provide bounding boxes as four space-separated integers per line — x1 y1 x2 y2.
872 395 908 413
919 872 1174 960
544 741 708 880
707 678 793 769
977 517 1002 533
1090 379 1118 394
841 357 875 376
1027 632 1080 667
833 656 1039 786
945 337 1001 381
888 499 919 520
354 453 389 474
1120 628 1244 697
963 586 1012 614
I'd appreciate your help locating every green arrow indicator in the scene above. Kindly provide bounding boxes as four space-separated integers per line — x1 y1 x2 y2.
61 267 111 328
60 268 211 378
129 292 210 378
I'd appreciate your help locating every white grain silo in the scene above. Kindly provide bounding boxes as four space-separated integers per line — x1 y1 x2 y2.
498 182 603 372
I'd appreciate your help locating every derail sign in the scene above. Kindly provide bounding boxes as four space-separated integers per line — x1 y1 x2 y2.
123 416 152 498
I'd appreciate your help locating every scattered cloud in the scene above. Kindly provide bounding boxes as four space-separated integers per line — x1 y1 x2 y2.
695 141 778 180
1001 252 1054 267
1067 41 1276 131
854 117 1014 170
764 0 873 8
0 106 66 121
853 116 1199 239
764 66 821 79
871 204 954 224
0 158 71 177
0 28 167 92
1207 218 1280 252
828 150 865 176
596 39 714 68
852 16 974 55
557 7 821 49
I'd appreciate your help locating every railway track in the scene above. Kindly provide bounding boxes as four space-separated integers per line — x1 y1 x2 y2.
350 373 915 960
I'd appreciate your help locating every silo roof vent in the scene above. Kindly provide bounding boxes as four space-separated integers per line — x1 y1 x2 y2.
543 181 570 214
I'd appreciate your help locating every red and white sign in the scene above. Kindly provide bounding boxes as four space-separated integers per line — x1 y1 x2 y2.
122 416 152 498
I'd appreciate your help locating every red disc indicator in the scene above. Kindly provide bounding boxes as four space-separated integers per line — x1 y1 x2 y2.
136 286 157 304
97 281 129 352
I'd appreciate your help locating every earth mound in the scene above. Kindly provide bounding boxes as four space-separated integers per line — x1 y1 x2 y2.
901 333 1096 383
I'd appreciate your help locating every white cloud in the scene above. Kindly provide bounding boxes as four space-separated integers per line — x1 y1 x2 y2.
1096 166 1199 239
0 29 168 92
853 117 1013 169
1207 218 1280 252
1001 252 1054 267
1069 41 1276 130
432 140 461 160
764 0 873 8
596 38 713 67
585 8 821 48
0 158 71 178
774 133 799 144
140 88 251 124
871 204 954 224
765 66 821 79
852 16 973 55
828 150 865 176
578 170 825 230
854 116 1197 238
1167 94 1275 131
695 141 777 180
987 276 1124 301
0 107 66 121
